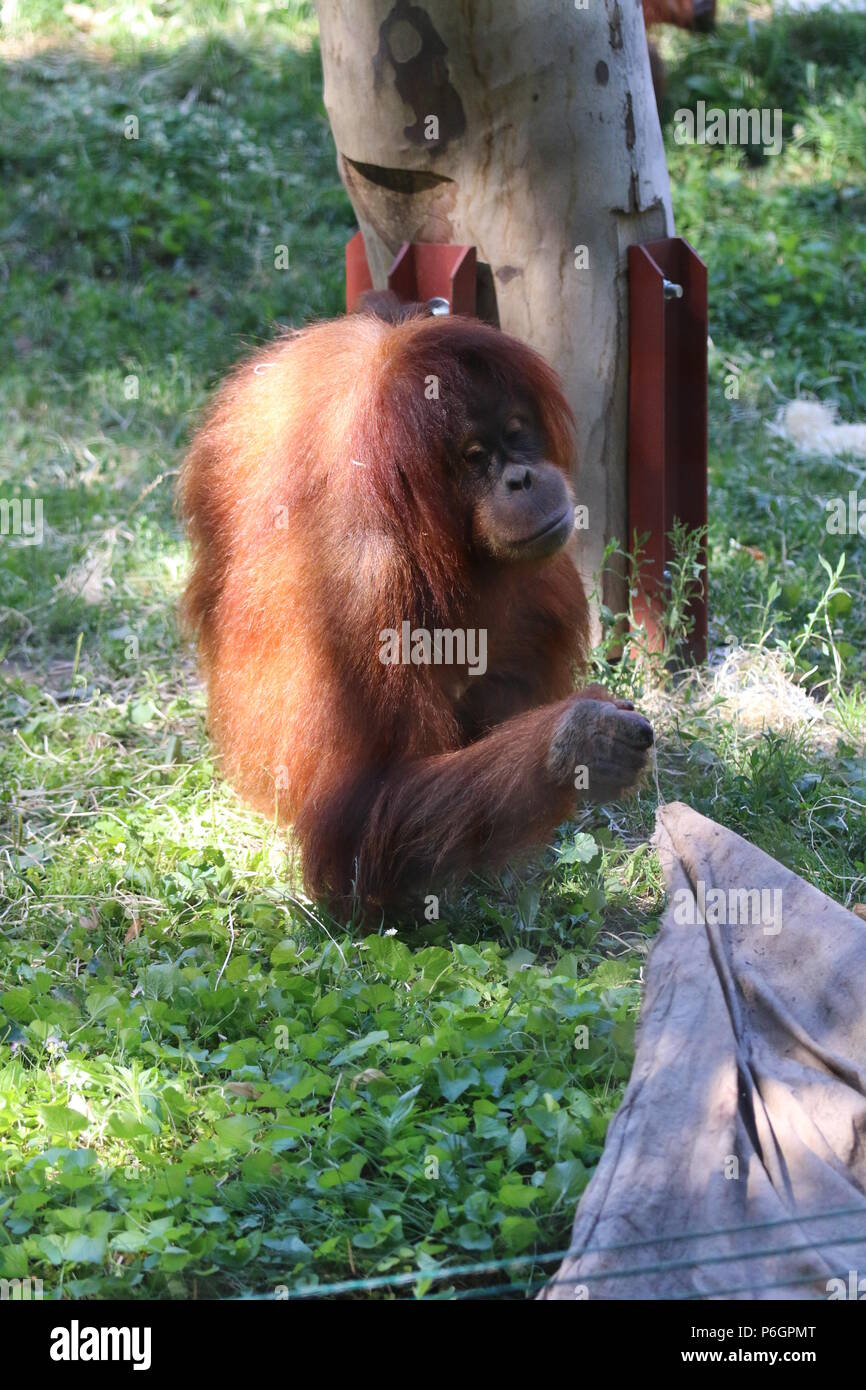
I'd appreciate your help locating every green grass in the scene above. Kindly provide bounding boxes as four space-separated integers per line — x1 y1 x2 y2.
0 0 864 1299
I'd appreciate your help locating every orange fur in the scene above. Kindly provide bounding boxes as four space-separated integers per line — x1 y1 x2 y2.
643 0 716 104
643 0 697 26
179 312 602 911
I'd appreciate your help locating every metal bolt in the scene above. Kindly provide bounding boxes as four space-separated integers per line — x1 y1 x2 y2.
663 279 683 301
427 296 451 316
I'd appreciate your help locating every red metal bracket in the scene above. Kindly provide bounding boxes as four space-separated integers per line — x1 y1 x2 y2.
345 232 476 316
345 230 373 311
628 237 708 662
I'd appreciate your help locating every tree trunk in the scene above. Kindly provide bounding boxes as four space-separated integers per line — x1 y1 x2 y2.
315 0 674 635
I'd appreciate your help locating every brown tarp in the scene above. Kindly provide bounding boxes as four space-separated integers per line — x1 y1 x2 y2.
540 801 866 1300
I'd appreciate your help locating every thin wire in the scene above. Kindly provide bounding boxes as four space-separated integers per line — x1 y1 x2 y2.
538 1228 866 1288
422 1227 866 1299
675 1267 848 1301
423 1247 866 1302
422 1264 841 1301
650 737 665 808
423 1279 546 1300
287 1203 866 1299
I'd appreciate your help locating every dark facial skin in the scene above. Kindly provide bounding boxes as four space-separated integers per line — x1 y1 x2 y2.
458 384 575 562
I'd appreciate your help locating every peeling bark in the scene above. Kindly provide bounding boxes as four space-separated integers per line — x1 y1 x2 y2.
316 0 674 633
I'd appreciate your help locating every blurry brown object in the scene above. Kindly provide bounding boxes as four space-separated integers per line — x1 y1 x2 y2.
644 0 715 29
644 0 716 104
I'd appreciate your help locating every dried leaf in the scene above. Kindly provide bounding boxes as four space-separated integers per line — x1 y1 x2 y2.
225 1082 262 1099
351 1068 387 1089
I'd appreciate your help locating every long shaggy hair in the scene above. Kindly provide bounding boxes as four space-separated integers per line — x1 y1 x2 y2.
179 311 589 908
